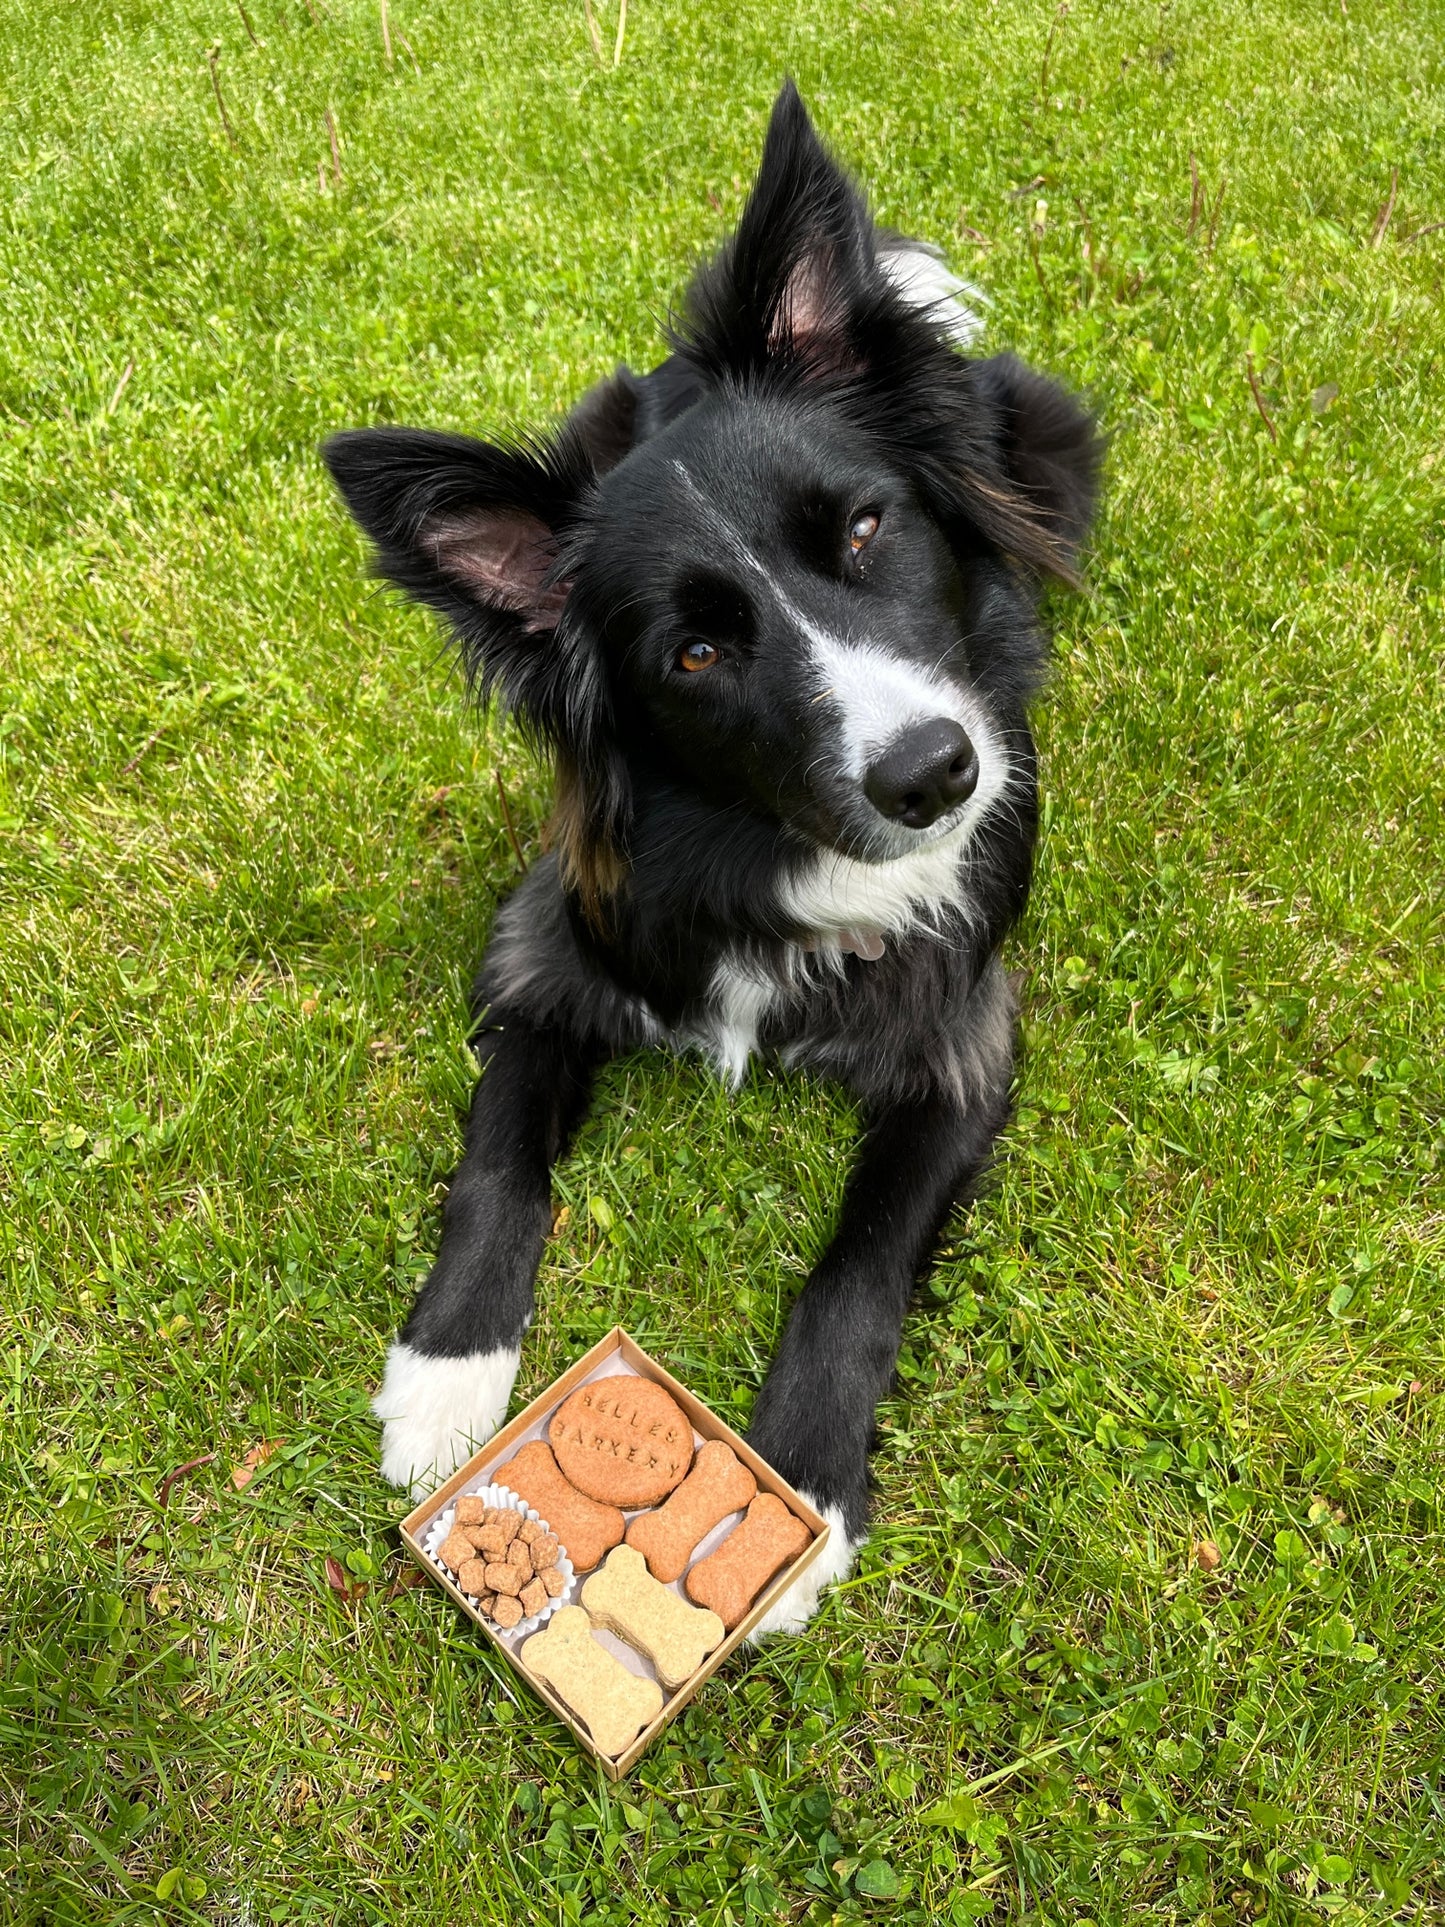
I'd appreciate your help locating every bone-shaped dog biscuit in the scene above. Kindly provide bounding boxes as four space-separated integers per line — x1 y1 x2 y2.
625 1438 757 1584
684 1493 811 1629
520 1607 663 1757
499 1440 625 1573
580 1546 725 1690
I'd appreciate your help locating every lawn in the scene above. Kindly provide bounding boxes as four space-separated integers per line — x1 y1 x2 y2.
3 0 1443 1919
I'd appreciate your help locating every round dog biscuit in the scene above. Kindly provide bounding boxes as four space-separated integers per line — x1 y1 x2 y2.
548 1378 694 1508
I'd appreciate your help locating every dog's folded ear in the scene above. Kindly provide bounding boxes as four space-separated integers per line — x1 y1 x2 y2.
679 79 880 379
323 425 633 920
971 355 1102 575
321 426 590 708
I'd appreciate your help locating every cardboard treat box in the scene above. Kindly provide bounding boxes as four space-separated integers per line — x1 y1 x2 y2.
401 1328 829 1776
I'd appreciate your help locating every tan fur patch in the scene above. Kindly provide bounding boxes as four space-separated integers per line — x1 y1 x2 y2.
550 754 628 929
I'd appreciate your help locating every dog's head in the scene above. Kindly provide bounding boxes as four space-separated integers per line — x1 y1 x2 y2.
325 83 1100 925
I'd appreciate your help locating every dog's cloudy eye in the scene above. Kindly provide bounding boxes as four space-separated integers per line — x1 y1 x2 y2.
677 640 720 673
849 512 880 555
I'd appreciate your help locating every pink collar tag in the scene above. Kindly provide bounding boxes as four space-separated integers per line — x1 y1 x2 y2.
838 927 886 961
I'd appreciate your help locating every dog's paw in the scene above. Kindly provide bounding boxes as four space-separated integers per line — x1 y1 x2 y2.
745 1499 864 1641
372 1341 520 1499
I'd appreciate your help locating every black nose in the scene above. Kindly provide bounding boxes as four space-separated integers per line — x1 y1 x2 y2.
864 717 978 829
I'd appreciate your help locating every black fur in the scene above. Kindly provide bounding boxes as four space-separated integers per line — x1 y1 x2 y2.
324 83 1100 1555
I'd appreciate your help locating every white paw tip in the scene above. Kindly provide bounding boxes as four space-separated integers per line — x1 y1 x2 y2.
372 1341 520 1499
746 1500 863 1642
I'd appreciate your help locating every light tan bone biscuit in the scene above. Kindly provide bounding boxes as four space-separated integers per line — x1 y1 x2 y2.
581 1546 725 1690
684 1494 812 1629
439 1527 478 1575
625 1439 757 1584
492 1593 524 1629
454 1495 488 1527
521 1606 664 1756
548 1379 695 1508
501 1441 625 1573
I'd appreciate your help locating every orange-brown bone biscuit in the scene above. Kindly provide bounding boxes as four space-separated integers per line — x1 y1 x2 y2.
439 1528 478 1575
531 1533 559 1570
521 1607 663 1756
454 1494 488 1527
485 1560 524 1598
491 1593 524 1629
541 1565 567 1599
456 1557 491 1596
549 1378 695 1508
582 1546 725 1691
500 1441 624 1574
684 1494 811 1630
625 1439 757 1584
518 1576 548 1618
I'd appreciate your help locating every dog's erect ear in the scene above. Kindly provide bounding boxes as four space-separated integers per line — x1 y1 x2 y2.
679 80 878 378
323 425 633 918
970 355 1103 580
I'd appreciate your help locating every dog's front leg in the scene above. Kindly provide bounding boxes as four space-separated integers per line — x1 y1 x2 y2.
373 1013 602 1496
745 1086 1008 1634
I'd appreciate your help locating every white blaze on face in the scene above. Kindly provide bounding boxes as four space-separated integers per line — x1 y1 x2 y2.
806 632 959 780
804 628 1011 835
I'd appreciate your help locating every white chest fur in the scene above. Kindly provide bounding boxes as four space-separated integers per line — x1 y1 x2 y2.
682 825 982 1084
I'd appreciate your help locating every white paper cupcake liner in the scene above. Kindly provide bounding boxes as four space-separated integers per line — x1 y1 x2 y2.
423 1483 575 1636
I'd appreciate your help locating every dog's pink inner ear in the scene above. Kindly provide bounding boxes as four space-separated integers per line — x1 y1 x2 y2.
770 248 862 375
426 506 570 632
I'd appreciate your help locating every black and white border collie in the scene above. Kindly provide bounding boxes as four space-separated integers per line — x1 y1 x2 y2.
324 83 1099 1633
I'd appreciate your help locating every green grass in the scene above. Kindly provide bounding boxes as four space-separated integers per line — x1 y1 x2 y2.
2 0 1443 1919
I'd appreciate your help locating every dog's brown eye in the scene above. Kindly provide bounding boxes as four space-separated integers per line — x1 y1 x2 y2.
677 640 720 673
849 512 880 556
